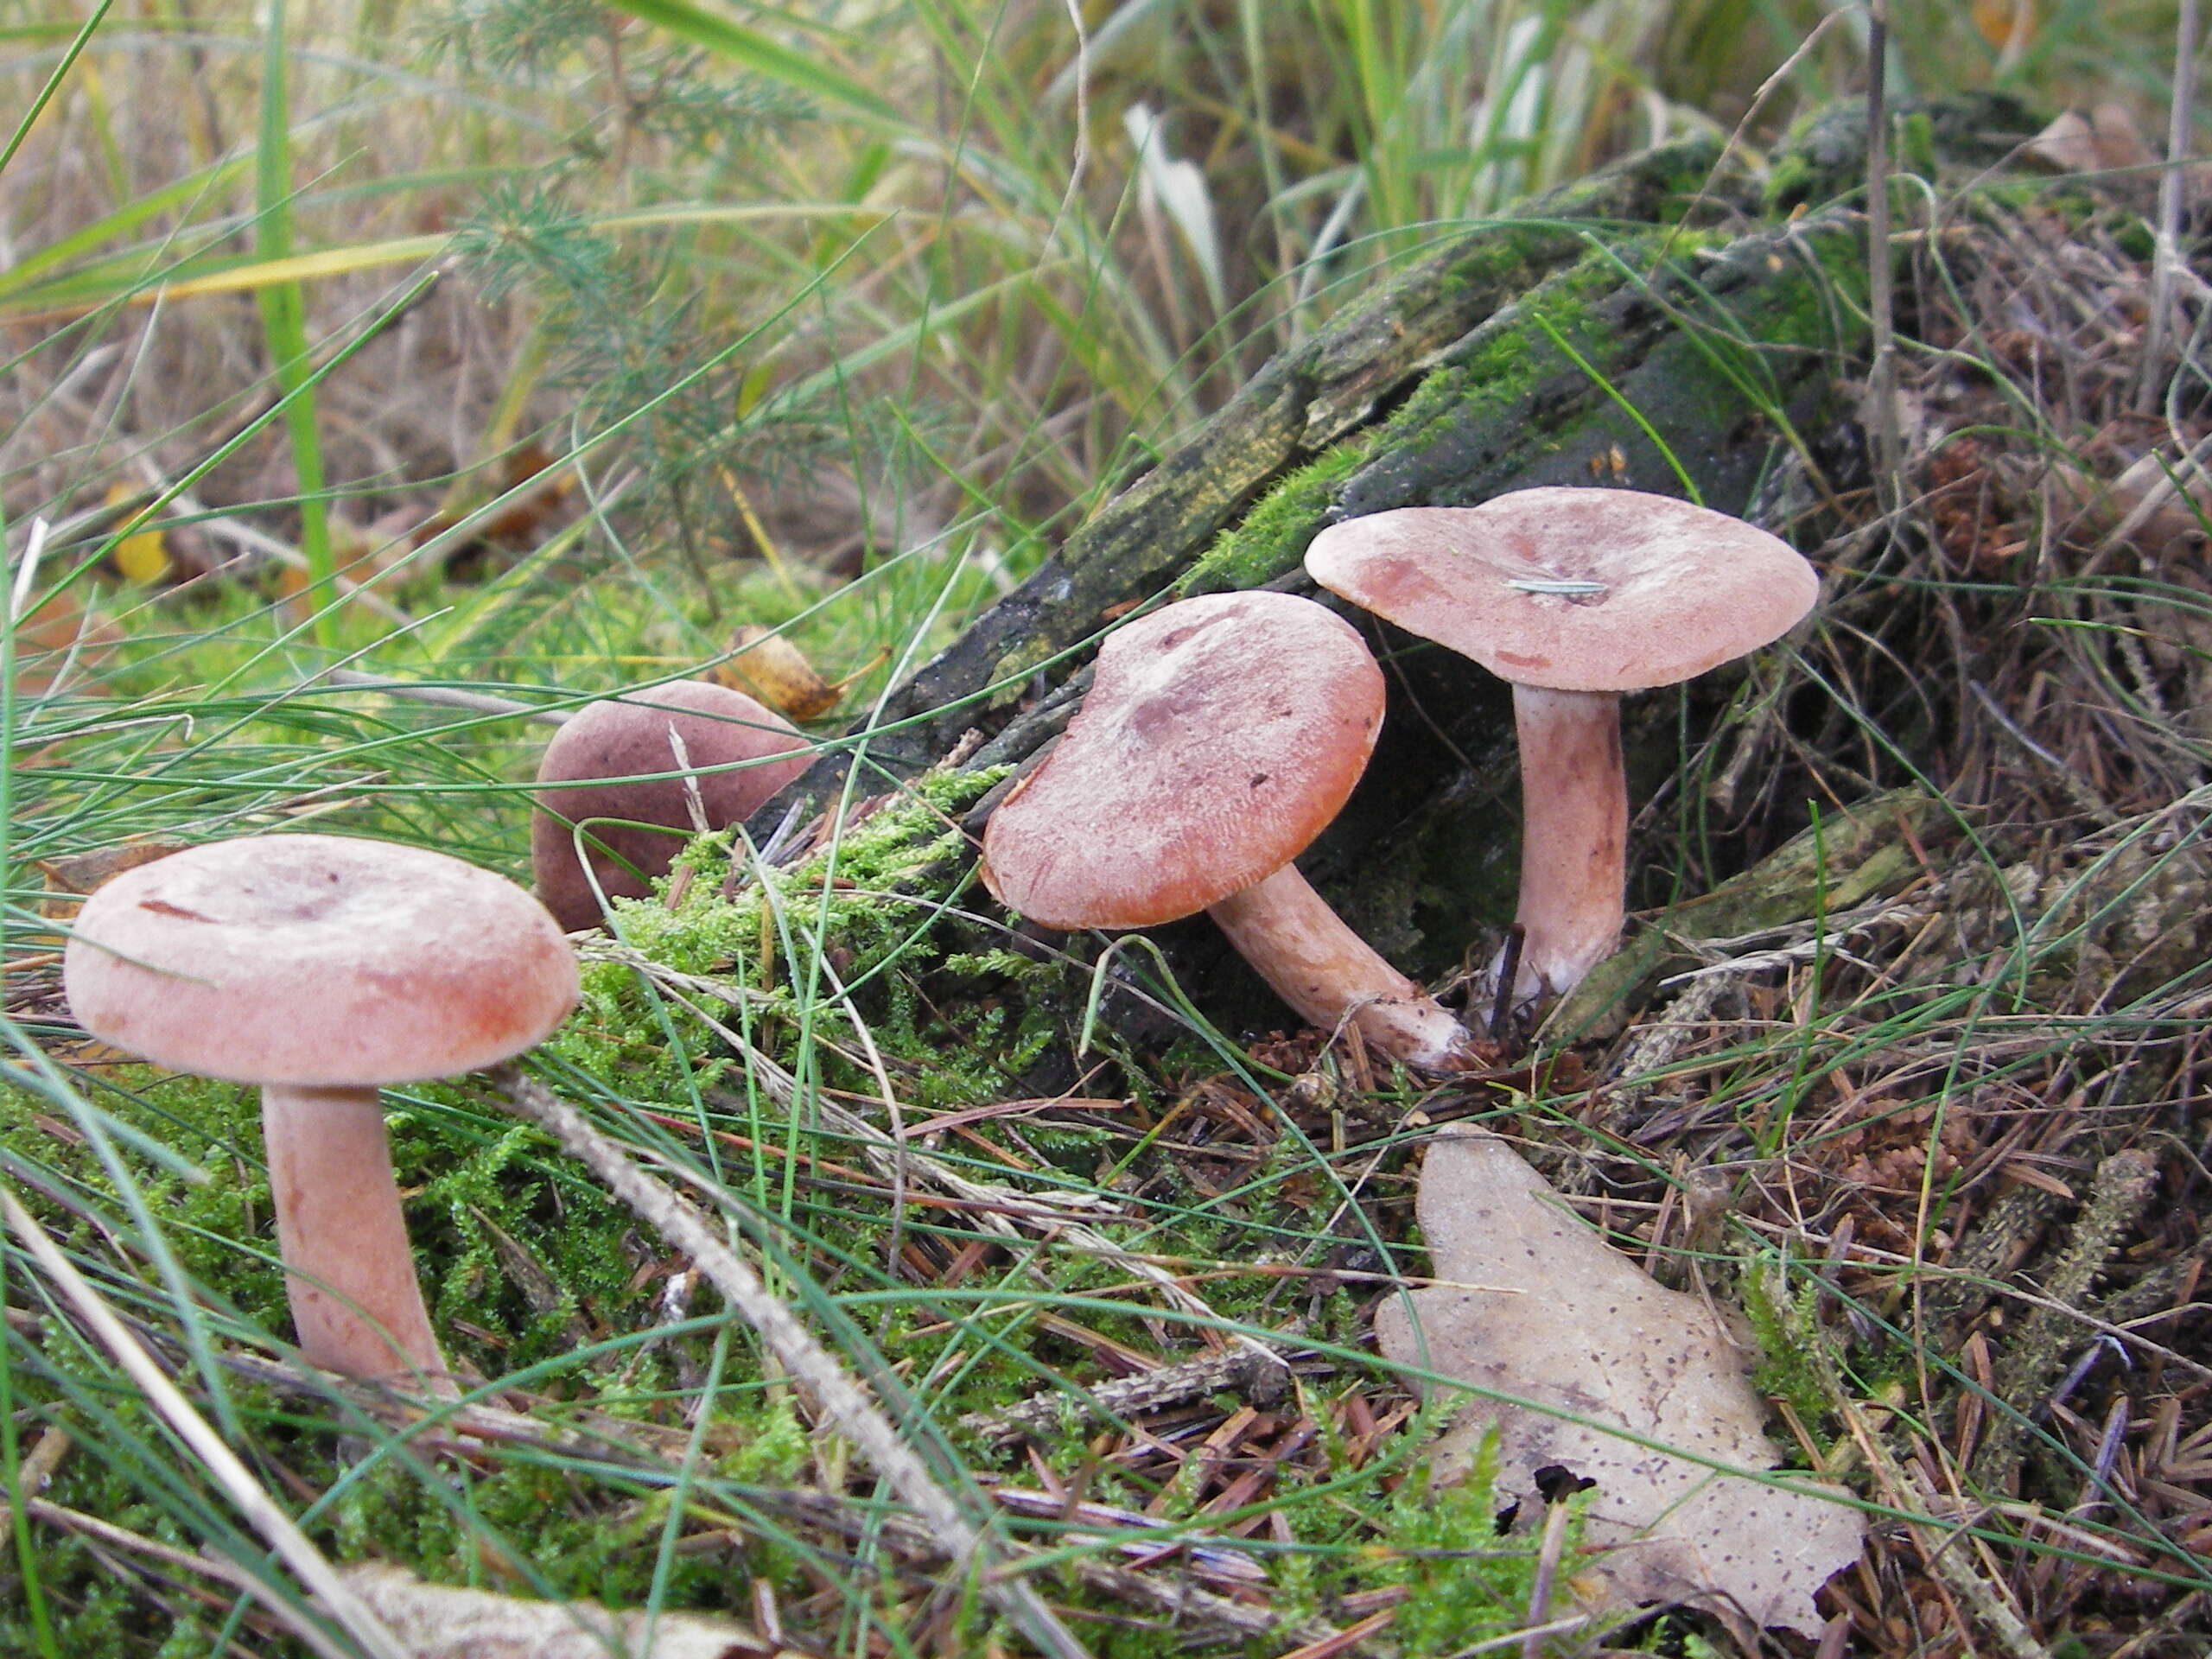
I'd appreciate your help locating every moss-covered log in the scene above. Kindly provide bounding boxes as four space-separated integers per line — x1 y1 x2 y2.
729 124 1937 1052
760 133 1758 823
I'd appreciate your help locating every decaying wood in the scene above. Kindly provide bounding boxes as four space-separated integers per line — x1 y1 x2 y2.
960 1342 1296 1447
758 133 1765 827
737 149 1903 1025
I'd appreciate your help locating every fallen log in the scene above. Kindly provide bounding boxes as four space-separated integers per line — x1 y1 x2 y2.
743 137 1878 1018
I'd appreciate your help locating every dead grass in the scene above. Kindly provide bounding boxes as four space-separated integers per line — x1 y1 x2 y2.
5 5 2212 1658
1471 166 2212 1656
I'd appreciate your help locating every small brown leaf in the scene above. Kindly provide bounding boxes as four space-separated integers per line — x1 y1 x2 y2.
2026 103 2154 175
715 626 840 721
33 841 191 950
1376 1128 1865 1637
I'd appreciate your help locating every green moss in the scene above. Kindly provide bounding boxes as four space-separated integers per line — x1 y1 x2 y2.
1178 434 1377 594
1387 241 1656 451
1373 1446 1545 1654
1428 220 1565 300
1742 1261 1834 1440
547 763 1060 1122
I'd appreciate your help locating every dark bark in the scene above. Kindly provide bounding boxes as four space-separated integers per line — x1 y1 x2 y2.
746 130 1896 1024
758 133 1758 828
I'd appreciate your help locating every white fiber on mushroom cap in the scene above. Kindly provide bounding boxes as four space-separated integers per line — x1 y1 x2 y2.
980 591 1385 929
65 836 579 1087
1303 489 1820 691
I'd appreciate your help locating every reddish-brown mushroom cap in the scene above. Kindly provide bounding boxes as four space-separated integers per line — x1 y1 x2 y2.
980 591 1385 928
63 836 580 1086
532 680 810 931
980 593 1482 1071
63 834 580 1386
1302 490 1820 692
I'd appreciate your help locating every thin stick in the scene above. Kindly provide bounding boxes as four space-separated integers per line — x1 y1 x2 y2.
2140 0 2202 410
317 669 570 725
1521 1493 1574 1659
1864 0 1901 505
492 1071 1092 1659
3 1192 407 1659
1489 923 1526 1042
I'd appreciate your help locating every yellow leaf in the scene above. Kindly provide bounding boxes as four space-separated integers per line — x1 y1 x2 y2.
104 484 168 583
1972 0 2038 51
715 626 840 721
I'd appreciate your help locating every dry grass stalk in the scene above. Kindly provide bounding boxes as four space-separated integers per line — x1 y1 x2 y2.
491 1070 1093 1659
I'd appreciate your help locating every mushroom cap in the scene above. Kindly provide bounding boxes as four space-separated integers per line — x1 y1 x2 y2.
531 680 810 931
980 591 1385 930
63 836 580 1088
1304 490 1820 693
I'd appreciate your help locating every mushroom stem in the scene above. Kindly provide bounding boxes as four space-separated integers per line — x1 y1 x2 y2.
1505 683 1628 1003
262 1085 448 1390
1208 864 1481 1071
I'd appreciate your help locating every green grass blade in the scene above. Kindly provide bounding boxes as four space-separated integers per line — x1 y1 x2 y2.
253 1 336 653
602 0 902 127
0 0 116 184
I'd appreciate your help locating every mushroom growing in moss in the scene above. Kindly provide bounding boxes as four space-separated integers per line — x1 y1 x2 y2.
1306 489 1819 1006
980 590 1481 1071
531 680 810 931
63 836 579 1387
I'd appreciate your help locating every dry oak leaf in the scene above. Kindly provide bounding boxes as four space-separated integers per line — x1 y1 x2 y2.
340 1562 795 1659
715 625 841 721
1376 1128 1865 1638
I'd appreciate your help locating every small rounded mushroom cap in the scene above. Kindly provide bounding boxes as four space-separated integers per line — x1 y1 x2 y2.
63 836 579 1088
1305 490 1820 691
531 680 810 931
980 592 1385 930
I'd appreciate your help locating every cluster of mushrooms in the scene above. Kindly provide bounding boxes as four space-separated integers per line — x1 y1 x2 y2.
58 486 1815 1389
983 487 1819 1063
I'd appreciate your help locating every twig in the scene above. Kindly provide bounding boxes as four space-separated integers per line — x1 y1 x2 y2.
491 1071 1093 1659
960 1343 1295 1446
7 1492 295 1608
317 669 571 725
1488 923 1525 1043
1836 1398 2052 1659
2140 0 2202 410
1973 1149 2162 1491
804 1086 1285 1367
340 1561 789 1659
3 1191 407 1659
1522 1494 1573 1659
1656 893 1929 986
1803 1280 2050 1659
1864 0 1902 504
733 1486 1347 1649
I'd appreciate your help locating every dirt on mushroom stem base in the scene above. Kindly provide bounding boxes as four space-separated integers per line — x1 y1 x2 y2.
1208 863 1487 1071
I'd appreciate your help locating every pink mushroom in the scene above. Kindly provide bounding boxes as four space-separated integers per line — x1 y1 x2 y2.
64 836 579 1387
531 680 810 931
1306 489 1819 1007
981 591 1481 1071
